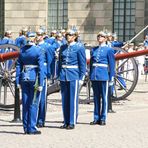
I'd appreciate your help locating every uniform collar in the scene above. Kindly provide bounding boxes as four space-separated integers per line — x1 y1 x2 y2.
4 36 9 39
99 43 107 47
68 41 76 47
38 40 44 45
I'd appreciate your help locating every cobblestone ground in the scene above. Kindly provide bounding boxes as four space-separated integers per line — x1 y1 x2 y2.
0 76 148 148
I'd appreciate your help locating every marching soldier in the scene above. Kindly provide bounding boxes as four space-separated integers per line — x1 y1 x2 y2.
15 32 44 134
36 28 53 127
58 29 86 129
89 31 115 126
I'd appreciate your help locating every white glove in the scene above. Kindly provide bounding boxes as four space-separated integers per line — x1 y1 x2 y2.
47 79 50 86
55 51 59 59
37 86 43 92
79 80 84 86
109 81 114 86
16 84 21 89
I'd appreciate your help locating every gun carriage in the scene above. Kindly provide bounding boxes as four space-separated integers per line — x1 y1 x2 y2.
0 38 147 108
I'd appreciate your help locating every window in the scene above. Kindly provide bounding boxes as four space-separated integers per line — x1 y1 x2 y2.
113 0 136 42
0 0 4 39
48 0 68 32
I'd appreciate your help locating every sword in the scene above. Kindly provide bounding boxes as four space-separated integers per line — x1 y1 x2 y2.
33 75 39 104
122 25 148 49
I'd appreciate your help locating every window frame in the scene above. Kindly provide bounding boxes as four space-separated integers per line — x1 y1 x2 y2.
48 0 68 32
113 0 136 42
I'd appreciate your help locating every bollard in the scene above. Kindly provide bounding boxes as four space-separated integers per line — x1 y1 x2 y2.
12 84 21 122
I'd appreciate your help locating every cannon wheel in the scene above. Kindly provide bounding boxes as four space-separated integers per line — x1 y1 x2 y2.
79 47 138 102
0 44 20 108
112 47 138 100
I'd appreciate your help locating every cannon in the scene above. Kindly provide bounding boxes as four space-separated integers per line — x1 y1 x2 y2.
0 43 148 108
0 51 19 62
0 44 20 108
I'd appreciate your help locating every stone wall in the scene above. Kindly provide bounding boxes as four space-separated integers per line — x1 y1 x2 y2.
0 0 5 37
5 0 47 39
135 0 145 42
145 0 148 35
4 0 146 44
68 0 113 45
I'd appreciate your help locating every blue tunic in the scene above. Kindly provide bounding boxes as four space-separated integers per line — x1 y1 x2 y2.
58 41 86 125
0 37 15 45
36 41 53 126
15 44 44 133
111 41 124 48
90 45 115 81
90 44 115 122
58 42 86 81
144 39 148 47
15 35 27 48
38 41 54 79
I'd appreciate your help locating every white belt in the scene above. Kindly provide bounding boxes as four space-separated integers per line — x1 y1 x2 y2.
92 63 108 67
62 65 78 68
24 65 38 68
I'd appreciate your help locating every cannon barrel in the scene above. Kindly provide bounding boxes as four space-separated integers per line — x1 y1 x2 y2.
0 47 148 62
0 51 20 62
86 47 148 64
115 48 148 60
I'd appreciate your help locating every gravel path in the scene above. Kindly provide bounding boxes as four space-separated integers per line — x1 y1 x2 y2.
0 76 148 148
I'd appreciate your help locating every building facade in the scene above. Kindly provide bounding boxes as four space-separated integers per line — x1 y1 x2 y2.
0 0 147 45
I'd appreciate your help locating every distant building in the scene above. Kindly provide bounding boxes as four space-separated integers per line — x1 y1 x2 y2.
0 0 148 45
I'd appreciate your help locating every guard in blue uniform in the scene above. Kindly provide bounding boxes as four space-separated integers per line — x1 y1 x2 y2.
0 30 15 70
45 30 57 45
58 29 86 129
36 29 53 127
112 33 126 90
45 30 57 83
15 28 28 48
144 34 148 47
0 30 15 45
52 33 66 80
60 29 67 45
89 31 115 125
15 32 44 134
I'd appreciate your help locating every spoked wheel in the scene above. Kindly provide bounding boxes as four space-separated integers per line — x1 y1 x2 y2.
0 44 20 108
112 48 138 101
